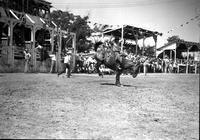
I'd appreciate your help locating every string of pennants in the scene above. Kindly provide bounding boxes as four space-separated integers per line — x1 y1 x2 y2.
87 15 200 36
166 15 200 34
87 21 122 32
87 15 200 35
51 4 200 34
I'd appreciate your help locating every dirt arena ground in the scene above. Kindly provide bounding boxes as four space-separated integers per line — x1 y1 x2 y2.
0 73 199 139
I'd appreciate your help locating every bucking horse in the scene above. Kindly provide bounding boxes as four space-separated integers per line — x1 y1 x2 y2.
93 42 142 87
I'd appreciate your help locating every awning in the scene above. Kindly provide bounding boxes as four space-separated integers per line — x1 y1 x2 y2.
103 25 162 41
157 39 200 52
157 42 177 51
156 39 200 57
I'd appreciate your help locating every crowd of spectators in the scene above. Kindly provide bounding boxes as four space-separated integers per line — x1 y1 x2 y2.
74 51 199 74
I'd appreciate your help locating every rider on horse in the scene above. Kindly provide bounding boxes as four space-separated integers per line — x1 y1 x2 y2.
94 38 127 71
112 38 127 70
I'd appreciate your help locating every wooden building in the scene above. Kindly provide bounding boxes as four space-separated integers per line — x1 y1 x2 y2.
0 0 76 72
103 25 162 56
156 39 200 73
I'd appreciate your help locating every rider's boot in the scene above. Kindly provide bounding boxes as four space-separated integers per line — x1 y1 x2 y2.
115 54 123 70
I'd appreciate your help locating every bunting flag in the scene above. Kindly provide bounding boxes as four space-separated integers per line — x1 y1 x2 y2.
87 14 200 35
87 20 121 32
166 15 200 34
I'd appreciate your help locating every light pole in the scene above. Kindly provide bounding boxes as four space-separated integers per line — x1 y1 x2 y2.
196 8 200 43
198 21 200 43
196 8 200 74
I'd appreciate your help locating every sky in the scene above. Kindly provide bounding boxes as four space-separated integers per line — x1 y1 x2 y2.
48 0 200 48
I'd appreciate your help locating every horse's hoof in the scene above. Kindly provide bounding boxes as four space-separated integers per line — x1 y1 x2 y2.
98 73 104 78
116 83 122 87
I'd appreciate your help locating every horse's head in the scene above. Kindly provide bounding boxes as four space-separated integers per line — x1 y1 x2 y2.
130 60 141 78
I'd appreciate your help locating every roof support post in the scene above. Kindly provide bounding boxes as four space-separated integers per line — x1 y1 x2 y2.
174 49 177 63
50 29 55 52
135 34 138 55
56 28 62 73
71 32 76 71
121 25 124 52
31 26 36 72
153 34 157 57
163 51 165 59
8 20 14 71
58 28 62 72
142 37 146 56
186 46 191 74
170 50 172 60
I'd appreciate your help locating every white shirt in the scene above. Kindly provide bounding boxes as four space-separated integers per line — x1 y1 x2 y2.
64 55 71 63
24 51 31 60
36 44 43 49
49 54 56 61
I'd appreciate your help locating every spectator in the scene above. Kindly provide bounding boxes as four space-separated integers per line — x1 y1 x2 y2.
49 51 56 73
172 61 178 73
57 51 72 78
126 52 134 60
163 55 170 73
24 49 31 73
35 43 43 49
143 57 149 76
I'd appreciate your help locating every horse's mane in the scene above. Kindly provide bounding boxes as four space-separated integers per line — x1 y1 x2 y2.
94 41 103 51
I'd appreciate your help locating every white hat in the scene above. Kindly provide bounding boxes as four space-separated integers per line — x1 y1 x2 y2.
67 50 72 54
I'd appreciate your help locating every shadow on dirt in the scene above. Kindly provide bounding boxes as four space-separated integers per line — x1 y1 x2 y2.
100 83 150 89
101 83 134 87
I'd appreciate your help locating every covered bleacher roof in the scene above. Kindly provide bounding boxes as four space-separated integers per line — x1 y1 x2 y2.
103 25 162 41
156 39 200 58
157 39 200 52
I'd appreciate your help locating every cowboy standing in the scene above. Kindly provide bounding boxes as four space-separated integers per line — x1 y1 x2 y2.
24 49 31 73
163 55 170 73
57 51 72 78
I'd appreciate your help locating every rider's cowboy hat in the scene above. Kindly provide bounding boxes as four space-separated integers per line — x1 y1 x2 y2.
67 50 72 54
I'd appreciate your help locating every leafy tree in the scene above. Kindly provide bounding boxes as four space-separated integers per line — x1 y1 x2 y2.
143 45 155 57
50 10 92 53
167 35 180 42
70 16 92 52
51 10 74 31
